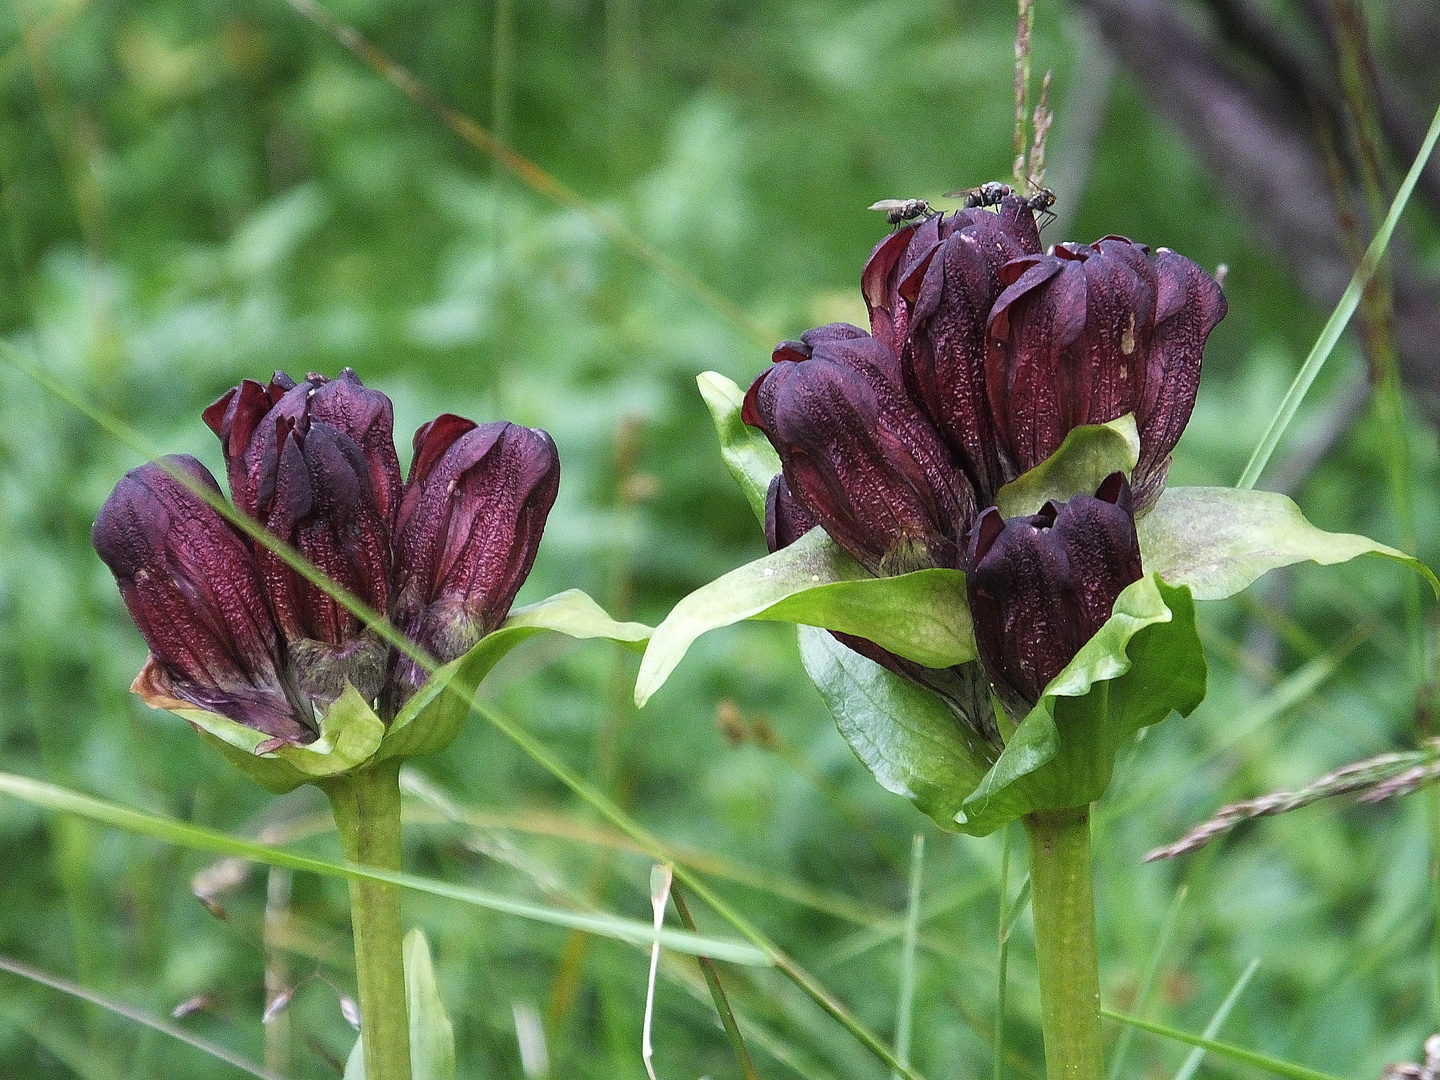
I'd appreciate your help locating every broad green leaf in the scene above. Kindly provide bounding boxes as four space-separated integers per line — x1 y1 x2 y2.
636 527 974 706
0 771 769 966
1138 486 1440 600
698 370 780 524
407 930 457 1080
798 626 992 830
995 415 1139 519
958 575 1205 835
379 589 651 763
181 683 387 795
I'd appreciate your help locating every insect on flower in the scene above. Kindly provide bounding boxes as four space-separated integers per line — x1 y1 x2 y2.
868 198 935 227
943 181 1014 208
1023 185 1057 229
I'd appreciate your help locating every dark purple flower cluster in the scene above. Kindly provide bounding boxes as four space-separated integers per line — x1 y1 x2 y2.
744 192 1225 719
93 370 559 747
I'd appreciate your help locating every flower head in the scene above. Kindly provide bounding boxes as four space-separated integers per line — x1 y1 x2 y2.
986 238 1226 508
96 372 561 749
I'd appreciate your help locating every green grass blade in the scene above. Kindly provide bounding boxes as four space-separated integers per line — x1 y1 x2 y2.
0 772 767 966
0 955 286 1080
1172 957 1259 1080
893 833 924 1080
279 0 775 347
1101 1008 1344 1080
1237 96 1440 489
399 767 887 927
1106 883 1186 1080
992 827 1011 1080
466 699 930 1080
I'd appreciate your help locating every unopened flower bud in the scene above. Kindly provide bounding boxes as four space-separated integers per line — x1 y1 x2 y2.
743 323 974 576
967 472 1143 717
391 415 560 698
92 456 315 744
986 238 1225 508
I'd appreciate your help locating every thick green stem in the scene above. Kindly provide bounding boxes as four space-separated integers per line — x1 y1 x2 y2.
1024 806 1104 1080
325 760 412 1080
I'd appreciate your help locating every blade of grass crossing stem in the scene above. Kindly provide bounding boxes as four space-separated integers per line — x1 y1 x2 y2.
1106 883 1187 1080
0 955 285 1080
1237 96 1440 489
464 699 928 1080
279 0 773 347
400 767 888 928
894 834 925 1080
0 772 765 965
0 1003 122 1080
1101 1008 1343 1080
993 827 1012 1080
1004 877 1031 939
643 864 673 1080
671 882 761 1080
1172 958 1260 1080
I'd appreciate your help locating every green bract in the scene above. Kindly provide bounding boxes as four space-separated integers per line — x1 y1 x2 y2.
1137 486 1440 600
173 589 650 794
635 529 973 706
801 574 1204 836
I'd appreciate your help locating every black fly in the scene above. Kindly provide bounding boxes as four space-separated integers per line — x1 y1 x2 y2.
868 198 935 227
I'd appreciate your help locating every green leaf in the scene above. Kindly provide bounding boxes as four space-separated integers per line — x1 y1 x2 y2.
798 626 992 830
405 930 456 1080
958 575 1206 835
0 771 769 966
183 683 387 795
698 370 780 525
373 589 651 764
636 528 974 706
345 932 457 1080
1137 486 1440 600
995 415 1139 519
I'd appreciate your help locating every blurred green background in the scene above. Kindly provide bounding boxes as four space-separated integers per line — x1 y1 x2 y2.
2 0 1439 1076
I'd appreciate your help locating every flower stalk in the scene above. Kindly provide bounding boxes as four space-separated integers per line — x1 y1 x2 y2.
324 759 412 1080
1024 805 1104 1080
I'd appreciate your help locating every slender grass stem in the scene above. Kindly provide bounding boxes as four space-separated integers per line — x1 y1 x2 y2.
893 833 924 1080
1024 806 1104 1080
993 827 1012 1080
671 883 761 1080
325 761 412 1080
